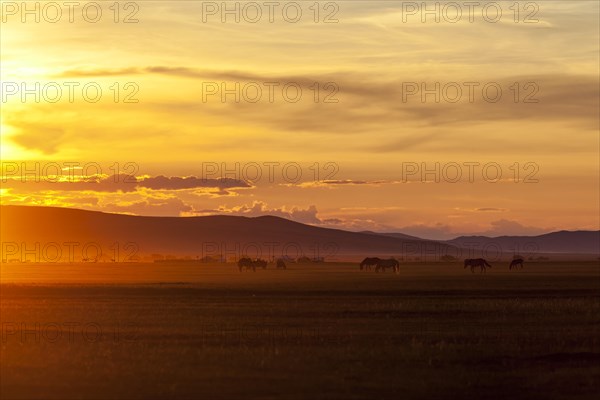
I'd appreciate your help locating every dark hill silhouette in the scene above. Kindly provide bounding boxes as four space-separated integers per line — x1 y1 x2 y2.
0 205 454 260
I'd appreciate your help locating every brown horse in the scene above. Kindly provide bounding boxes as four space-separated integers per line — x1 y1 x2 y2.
375 258 400 274
276 259 287 269
464 258 492 273
238 258 268 272
360 257 380 271
509 258 524 270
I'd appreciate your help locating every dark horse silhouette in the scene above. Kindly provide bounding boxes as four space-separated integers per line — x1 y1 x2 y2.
276 259 287 269
238 258 267 272
464 258 492 273
360 257 381 271
375 258 400 273
509 258 524 270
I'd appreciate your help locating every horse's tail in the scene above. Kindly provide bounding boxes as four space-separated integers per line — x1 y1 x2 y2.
484 260 491 267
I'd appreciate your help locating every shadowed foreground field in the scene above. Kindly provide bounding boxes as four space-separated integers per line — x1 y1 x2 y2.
1 262 599 399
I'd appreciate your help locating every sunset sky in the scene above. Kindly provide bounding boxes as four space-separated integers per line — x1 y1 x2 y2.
1 0 598 239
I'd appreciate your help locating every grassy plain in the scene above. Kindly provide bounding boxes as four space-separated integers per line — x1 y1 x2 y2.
1 262 599 399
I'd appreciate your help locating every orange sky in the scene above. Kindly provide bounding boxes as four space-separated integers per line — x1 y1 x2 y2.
1 1 598 238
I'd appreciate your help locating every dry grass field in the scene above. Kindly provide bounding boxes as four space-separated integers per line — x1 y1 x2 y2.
1 262 599 399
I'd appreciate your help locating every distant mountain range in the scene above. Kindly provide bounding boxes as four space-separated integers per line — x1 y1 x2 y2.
1 206 598 262
359 230 599 255
445 232 600 255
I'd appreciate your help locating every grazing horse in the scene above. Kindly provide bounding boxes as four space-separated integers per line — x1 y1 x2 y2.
276 259 287 269
464 258 492 273
360 257 381 271
238 258 268 272
509 258 524 270
375 258 400 274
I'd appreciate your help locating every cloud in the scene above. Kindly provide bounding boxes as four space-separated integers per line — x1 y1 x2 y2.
392 219 553 240
55 66 599 124
138 175 250 190
8 121 68 154
13 67 598 158
293 179 394 188
2 174 139 192
102 197 193 217
480 219 552 237
454 207 509 213
2 174 250 193
138 70 599 148
195 201 321 225
392 223 456 240
193 201 401 231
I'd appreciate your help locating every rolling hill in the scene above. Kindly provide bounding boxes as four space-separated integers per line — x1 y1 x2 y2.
0 205 454 262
